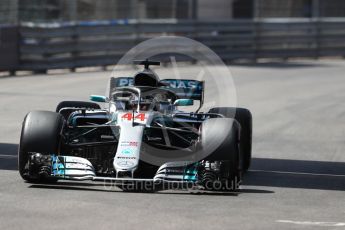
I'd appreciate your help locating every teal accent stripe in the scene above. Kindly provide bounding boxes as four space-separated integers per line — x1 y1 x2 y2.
183 163 199 182
51 155 66 178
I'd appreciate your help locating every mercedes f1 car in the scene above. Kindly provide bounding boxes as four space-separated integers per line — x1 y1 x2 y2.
18 60 252 192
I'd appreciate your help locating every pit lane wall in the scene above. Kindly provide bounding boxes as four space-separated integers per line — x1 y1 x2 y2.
1 18 345 74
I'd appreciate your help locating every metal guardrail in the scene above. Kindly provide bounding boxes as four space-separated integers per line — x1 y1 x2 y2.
2 19 345 73
0 25 18 72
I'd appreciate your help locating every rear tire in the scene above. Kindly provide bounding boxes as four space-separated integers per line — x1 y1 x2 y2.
209 107 252 172
18 111 64 183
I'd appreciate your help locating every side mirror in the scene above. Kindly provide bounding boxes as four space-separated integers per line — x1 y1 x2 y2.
173 99 194 106
90 95 108 103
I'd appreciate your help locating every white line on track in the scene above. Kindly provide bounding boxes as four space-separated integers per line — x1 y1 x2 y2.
277 220 345 227
250 169 345 177
0 155 17 159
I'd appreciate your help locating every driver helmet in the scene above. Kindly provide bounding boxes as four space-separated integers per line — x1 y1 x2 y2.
134 69 160 87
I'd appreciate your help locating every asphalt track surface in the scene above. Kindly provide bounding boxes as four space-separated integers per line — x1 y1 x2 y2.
1 60 345 229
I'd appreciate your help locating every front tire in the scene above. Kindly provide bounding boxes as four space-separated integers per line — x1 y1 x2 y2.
209 107 252 172
18 111 64 183
200 118 241 190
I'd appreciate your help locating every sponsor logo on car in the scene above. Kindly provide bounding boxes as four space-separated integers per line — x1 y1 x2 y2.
120 141 138 147
161 79 202 90
117 161 135 167
116 77 134 87
117 156 136 160
121 148 134 155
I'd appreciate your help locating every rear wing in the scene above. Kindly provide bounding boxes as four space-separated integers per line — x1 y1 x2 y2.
110 77 204 101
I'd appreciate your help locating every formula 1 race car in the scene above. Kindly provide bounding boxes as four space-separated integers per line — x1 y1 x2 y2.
18 60 252 192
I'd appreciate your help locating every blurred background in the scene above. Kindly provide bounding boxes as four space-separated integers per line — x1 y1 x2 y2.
0 0 345 75
2 0 345 23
